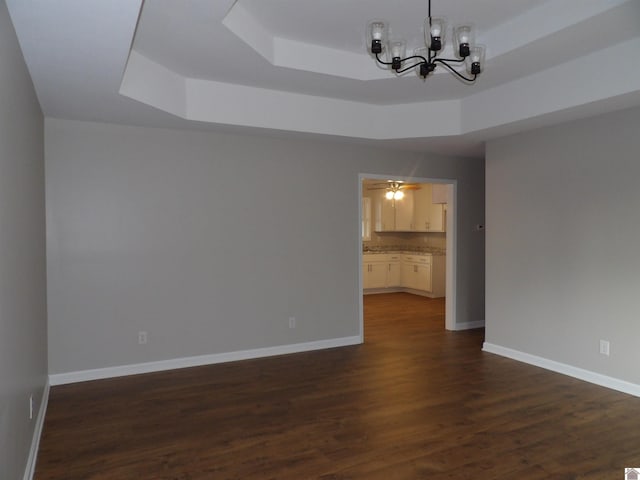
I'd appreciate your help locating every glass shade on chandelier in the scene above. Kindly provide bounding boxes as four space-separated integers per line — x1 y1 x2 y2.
367 1 485 82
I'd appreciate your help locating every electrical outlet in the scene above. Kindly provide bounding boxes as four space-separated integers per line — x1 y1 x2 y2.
138 331 148 345
599 339 610 356
288 317 296 329
29 395 34 420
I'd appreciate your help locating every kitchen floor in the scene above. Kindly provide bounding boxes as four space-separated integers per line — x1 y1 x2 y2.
363 291 446 340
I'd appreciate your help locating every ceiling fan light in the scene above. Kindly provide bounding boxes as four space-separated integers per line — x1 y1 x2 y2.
454 25 475 58
368 20 388 54
465 45 485 75
394 190 404 200
385 190 395 200
425 17 446 52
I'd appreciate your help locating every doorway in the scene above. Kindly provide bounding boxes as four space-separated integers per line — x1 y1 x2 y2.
358 174 457 340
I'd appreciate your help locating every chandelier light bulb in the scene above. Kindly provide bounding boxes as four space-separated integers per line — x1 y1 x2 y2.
389 40 406 59
388 39 407 70
371 22 386 41
425 17 446 52
466 45 485 75
368 20 388 54
457 28 470 44
454 25 474 58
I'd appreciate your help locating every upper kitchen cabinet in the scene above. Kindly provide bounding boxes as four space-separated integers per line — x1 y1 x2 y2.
431 184 448 204
373 189 396 231
394 190 414 231
367 182 446 233
413 184 446 232
373 188 413 232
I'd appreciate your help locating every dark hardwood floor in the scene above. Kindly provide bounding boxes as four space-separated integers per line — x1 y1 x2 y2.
35 293 640 479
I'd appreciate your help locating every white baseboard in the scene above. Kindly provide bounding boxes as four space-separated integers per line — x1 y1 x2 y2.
483 342 640 398
23 379 50 480
452 320 485 331
49 336 362 386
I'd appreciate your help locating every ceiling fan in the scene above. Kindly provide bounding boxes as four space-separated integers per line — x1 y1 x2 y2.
366 180 421 200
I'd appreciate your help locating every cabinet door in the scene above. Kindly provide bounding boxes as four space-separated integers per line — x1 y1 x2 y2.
369 263 387 288
431 183 448 204
387 262 401 287
374 190 395 231
416 264 432 292
428 203 445 232
394 190 414 231
413 184 431 231
362 263 372 289
401 263 415 289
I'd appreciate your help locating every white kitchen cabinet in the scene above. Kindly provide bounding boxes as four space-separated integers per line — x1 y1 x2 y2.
363 254 401 290
431 183 448 204
361 197 372 241
374 190 396 231
373 189 416 232
394 191 414 231
370 183 446 232
412 184 445 232
401 254 432 292
430 254 446 297
401 262 416 289
363 261 387 289
413 185 431 232
364 252 444 297
428 203 445 232
387 254 402 287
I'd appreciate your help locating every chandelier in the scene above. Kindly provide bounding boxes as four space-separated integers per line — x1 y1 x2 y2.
367 0 485 82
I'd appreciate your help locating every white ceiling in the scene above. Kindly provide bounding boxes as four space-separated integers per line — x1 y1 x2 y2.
7 0 640 159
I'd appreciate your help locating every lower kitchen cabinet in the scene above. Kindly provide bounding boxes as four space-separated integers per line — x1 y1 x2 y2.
363 252 445 297
362 254 401 289
401 255 432 292
387 257 401 287
362 262 387 289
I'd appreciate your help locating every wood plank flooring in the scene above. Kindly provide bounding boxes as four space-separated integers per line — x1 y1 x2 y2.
35 293 640 479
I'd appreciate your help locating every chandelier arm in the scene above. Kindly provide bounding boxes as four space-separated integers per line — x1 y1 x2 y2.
395 61 427 74
396 54 428 69
433 59 477 82
375 52 393 66
432 57 465 64
376 53 428 72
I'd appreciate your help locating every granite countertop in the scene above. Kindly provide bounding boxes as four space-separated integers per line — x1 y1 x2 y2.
363 246 446 256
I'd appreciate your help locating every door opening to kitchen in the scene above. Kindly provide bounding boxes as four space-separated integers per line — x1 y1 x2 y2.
359 175 456 341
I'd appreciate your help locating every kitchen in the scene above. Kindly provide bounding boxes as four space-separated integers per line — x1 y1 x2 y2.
362 178 449 325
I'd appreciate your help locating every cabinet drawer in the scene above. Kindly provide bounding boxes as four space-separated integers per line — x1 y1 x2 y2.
402 254 431 264
363 254 401 263
363 254 387 263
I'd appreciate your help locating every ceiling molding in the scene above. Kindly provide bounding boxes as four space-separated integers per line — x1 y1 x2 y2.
7 0 640 159
120 35 640 141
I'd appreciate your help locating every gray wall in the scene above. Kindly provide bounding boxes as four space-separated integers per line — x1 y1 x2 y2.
0 1 48 478
486 106 640 385
45 118 485 374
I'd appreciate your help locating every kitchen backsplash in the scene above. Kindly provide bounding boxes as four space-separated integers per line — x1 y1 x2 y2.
363 232 446 255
